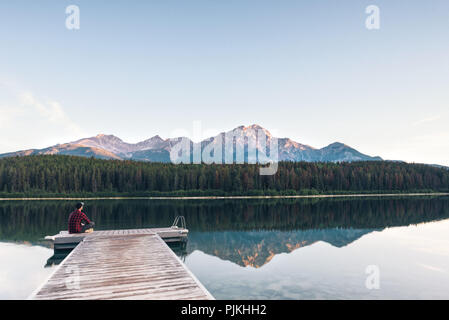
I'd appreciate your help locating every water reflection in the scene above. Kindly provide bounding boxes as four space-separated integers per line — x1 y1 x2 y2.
45 249 72 267
0 243 54 299
2 197 448 243
1 196 449 299
187 228 378 268
185 221 449 299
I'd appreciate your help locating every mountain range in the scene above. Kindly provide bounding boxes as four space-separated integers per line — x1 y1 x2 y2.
0 124 382 163
188 228 378 268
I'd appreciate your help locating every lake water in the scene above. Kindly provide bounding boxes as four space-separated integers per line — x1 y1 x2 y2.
1 197 449 299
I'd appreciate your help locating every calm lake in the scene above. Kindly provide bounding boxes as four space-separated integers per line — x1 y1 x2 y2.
1 197 449 299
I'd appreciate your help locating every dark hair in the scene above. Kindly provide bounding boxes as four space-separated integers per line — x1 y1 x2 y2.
76 202 84 210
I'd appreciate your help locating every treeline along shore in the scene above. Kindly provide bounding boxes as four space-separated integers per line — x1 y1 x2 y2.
0 155 448 197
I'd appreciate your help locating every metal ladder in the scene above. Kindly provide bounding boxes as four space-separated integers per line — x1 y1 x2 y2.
171 216 186 229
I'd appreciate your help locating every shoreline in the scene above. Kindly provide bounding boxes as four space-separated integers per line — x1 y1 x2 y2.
0 192 449 201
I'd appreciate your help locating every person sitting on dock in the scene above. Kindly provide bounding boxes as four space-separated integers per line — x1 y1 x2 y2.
68 202 95 234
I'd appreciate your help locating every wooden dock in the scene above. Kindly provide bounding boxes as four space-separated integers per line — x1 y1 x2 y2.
47 227 189 250
30 229 213 300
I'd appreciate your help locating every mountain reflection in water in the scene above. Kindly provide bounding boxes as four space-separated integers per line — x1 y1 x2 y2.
2 196 449 299
1 196 448 267
188 228 377 268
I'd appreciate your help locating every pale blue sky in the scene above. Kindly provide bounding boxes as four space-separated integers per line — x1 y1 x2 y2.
0 1 448 164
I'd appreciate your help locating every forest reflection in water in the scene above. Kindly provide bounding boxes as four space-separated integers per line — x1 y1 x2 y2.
1 196 449 299
1 196 449 266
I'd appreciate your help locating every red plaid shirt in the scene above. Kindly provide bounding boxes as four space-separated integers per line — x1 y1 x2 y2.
68 209 92 234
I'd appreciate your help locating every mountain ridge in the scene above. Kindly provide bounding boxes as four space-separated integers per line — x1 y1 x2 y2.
0 124 382 163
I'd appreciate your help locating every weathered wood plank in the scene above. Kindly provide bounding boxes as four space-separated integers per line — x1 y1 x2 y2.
31 233 213 300
48 227 188 244
46 227 188 251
